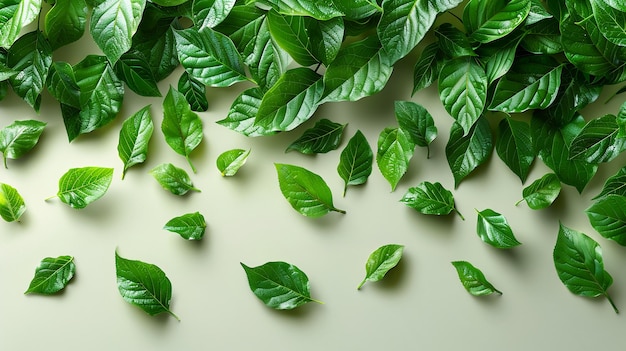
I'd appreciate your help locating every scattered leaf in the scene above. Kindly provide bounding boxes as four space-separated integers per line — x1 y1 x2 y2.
451 260 502 296
163 211 207 240
357 244 404 289
216 148 251 176
25 255 75 295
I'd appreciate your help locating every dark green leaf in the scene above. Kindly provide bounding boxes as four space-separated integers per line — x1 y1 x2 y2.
25 256 75 295
463 0 530 43
132 11 180 81
496 118 533 183
306 16 343 66
446 117 493 188
266 10 318 66
46 62 81 108
451 261 502 296
285 118 345 154
478 34 522 85
44 0 87 50
568 114 626 164
0 182 25 222
53 167 114 209
333 0 381 20
475 208 521 248
376 127 415 192
590 0 626 47
516 173 561 210
520 19 562 55
412 42 441 94
114 49 161 97
193 0 235 29
400 181 463 219
177 71 208 112
164 211 206 240
0 119 46 168
0 0 41 48
435 23 476 59
526 0 552 25
252 0 343 20
395 100 437 158
216 148 250 176
593 166 626 200
337 130 373 196
150 163 200 196
90 0 146 63
357 244 404 289
216 87 275 137
118 105 153 179
586 195 626 246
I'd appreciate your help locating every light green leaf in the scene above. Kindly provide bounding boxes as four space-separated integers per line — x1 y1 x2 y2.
25 256 75 295
376 127 415 192
216 87 275 137
475 208 521 248
285 119 345 154
251 0 343 20
463 0 531 43
266 10 318 67
445 117 493 188
216 148 250 176
118 105 153 179
496 118 533 183
333 0 381 20
0 0 41 48
590 0 626 47
178 71 208 112
586 195 626 246
162 86 203 173
526 0 552 25
193 0 236 29
395 101 437 158
400 181 463 219
358 244 404 289
435 23 476 59
275 163 345 217
593 166 626 200
553 223 618 313
150 163 200 196
568 114 626 164
516 173 561 210
451 261 502 296
131 8 180 81
337 130 373 196
90 0 146 63
241 261 322 310
53 167 114 209
0 182 25 222
44 0 87 50
114 49 161 97
0 119 46 168
164 211 206 240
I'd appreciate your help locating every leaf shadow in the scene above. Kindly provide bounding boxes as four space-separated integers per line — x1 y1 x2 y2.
360 254 410 292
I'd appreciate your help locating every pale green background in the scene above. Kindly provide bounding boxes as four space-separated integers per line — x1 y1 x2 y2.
1 33 626 351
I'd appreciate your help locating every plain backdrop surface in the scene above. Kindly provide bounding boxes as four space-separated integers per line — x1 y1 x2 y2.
1 33 626 351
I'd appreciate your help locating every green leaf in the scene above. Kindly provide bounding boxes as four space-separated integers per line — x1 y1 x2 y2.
337 130 373 196
306 16 343 66
44 0 87 50
266 10 317 67
254 67 324 132
275 163 345 217
553 223 618 313
590 0 626 47
526 0 552 25
593 166 626 200
0 182 25 222
586 195 626 246
478 34 522 85
46 62 81 108
438 57 488 135
132 9 180 81
322 35 393 103
520 19 562 55
412 42 441 94
463 0 531 43
90 0 146 63
435 23 476 59
475 208 521 248
161 86 203 173
114 49 161 97
118 105 154 179
400 181 463 219
216 87 275 137
6 30 52 112
241 261 322 310
0 0 41 48
357 244 404 289
193 0 235 29
52 167 114 209
516 173 561 210
333 0 381 20
115 251 179 319
164 211 206 240
568 114 626 164
252 0 343 20
0 119 46 168
451 261 502 296
174 26 248 87
445 117 493 188
25 256 75 295
377 0 464 64
603 0 626 12
496 118 533 183
285 118 345 154
150 163 200 196
177 71 208 112
376 127 415 192
216 148 250 176
395 101 437 158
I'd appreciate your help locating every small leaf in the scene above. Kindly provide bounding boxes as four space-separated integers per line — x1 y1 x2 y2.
446 118 493 188
337 130 373 196
163 211 206 240
150 163 200 196
0 183 26 222
475 208 521 248
394 101 437 158
285 119 345 154
451 261 502 296
216 148 250 176
400 181 463 219
357 244 404 289
516 173 561 210
162 86 203 173
53 167 114 209
586 195 626 246
118 105 154 179
553 223 618 313
241 261 321 310
0 119 46 168
275 163 345 217
568 114 625 164
593 166 626 200
496 118 533 183
115 251 179 319
376 127 415 192
25 256 75 295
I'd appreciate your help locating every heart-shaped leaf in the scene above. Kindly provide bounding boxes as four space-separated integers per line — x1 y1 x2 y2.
516 173 561 210
0 182 26 222
25 255 75 295
337 130 373 196
118 105 154 179
150 163 200 196
400 181 463 219
0 119 46 168
163 211 207 240
357 244 404 289
451 261 502 296
586 195 626 246
475 208 521 248
216 148 250 176
52 167 114 209
285 119 345 154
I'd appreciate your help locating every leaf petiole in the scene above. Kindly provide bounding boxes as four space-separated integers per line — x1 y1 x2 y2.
454 207 465 220
606 293 619 314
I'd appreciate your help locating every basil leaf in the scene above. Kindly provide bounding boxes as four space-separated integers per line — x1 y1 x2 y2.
516 173 561 210
585 195 626 246
0 182 25 222
115 251 179 319
463 0 530 43
118 105 154 179
150 163 200 196
161 86 203 173
193 0 235 29
568 114 626 164
435 23 476 59
553 223 618 313
164 211 206 240
275 163 345 217
241 261 322 310
496 118 533 183
266 10 318 67
0 0 41 48
438 57 488 136
376 127 415 192
395 101 437 158
400 181 463 219
44 0 87 50
0 119 46 168
253 0 343 20
25 256 75 295
357 244 404 290
337 130 373 196
593 166 626 200
451 261 502 296
216 148 250 176
475 208 521 248
412 42 441 94
90 0 145 63
445 117 493 188
590 0 626 47
52 167 114 209
114 49 161 97
285 118 345 154
46 62 81 108
216 87 275 137
177 71 208 112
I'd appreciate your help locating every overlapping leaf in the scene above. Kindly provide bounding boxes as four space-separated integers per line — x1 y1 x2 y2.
593 166 626 200
586 195 626 246
193 0 236 29
44 0 87 50
446 117 493 188
178 71 208 112
463 0 531 43
114 49 161 97
568 114 626 164
395 101 437 158
285 119 345 154
266 10 317 66
496 118 533 183
90 0 146 63
590 0 626 47
252 0 344 20
0 0 41 48
217 87 275 137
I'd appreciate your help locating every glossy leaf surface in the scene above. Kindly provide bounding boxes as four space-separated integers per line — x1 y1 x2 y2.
90 0 146 63
0 182 25 222
337 130 373 196
446 118 493 188
118 105 154 179
517 173 561 210
400 181 462 218
475 208 521 248
150 163 200 196
44 0 87 50
463 0 531 43
568 114 625 164
164 211 207 240
395 100 437 157
216 87 273 137
216 148 250 176
0 0 41 48
285 119 345 154
253 0 343 20
376 127 414 192
54 167 113 209
0 119 45 168
586 195 626 246
357 244 404 289
496 118 533 183
593 166 626 200
451 261 502 296
25 256 75 295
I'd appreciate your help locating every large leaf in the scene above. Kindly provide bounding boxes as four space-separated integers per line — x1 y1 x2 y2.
475 208 521 248
376 127 415 192
0 119 46 168
216 148 250 176
496 118 533 183
285 118 345 154
568 114 626 164
118 105 153 179
90 0 146 63
520 19 562 55
590 0 626 47
333 0 381 20
241 261 321 310
306 16 343 66
193 0 236 29
266 10 317 67
593 166 626 200
275 163 345 217
132 8 180 81
553 223 618 313
438 57 488 135
451 261 502 296
150 163 200 196
395 101 437 158
337 130 373 196
163 211 207 240
0 182 25 222
445 117 493 188
53 167 114 209
357 244 404 289
586 195 626 246
24 256 75 295
44 0 87 50
516 173 561 210
216 87 275 137
0 0 41 48
115 251 179 319
434 23 476 59
46 62 81 108
463 0 531 43
177 71 208 112
400 181 463 219
251 0 343 20
114 49 161 97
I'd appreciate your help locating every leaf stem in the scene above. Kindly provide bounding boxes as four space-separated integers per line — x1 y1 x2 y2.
606 293 619 314
168 310 181 321
2 154 7 169
333 207 347 214
454 206 465 220
44 195 57 202
186 156 197 174
515 198 525 206
310 297 325 305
